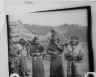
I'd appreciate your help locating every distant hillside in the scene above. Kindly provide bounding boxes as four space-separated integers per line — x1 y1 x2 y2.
64 24 87 42
23 24 87 42
23 24 52 35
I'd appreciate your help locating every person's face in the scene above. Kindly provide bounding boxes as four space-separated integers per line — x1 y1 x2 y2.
71 38 77 45
53 36 58 42
35 37 39 43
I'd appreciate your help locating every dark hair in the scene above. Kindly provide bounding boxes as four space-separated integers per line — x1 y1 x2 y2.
71 36 79 40
17 51 20 55
32 36 39 44
19 38 26 45
70 36 79 45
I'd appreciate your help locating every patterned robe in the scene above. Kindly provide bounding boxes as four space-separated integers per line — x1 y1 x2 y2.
47 41 64 77
65 43 84 77
30 43 45 77
17 44 28 73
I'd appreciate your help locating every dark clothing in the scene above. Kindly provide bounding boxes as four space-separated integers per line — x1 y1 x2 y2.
32 57 45 77
31 43 44 53
30 42 45 77
50 56 64 77
47 41 64 77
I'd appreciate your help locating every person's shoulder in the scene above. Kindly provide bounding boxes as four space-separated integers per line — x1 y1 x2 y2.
77 43 83 49
78 42 82 46
65 43 71 47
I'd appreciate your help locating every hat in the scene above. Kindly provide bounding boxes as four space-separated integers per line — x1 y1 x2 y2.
71 36 79 40
51 29 58 38
19 38 26 45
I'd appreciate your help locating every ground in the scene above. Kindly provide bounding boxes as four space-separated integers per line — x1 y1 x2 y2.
21 55 88 77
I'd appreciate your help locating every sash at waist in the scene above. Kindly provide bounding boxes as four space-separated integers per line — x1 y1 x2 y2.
51 55 62 57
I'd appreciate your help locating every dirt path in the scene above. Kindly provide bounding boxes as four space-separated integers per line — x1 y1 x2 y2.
21 59 50 77
21 57 87 77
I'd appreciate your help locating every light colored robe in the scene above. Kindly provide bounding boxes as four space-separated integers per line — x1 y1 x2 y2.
65 43 84 77
17 44 28 72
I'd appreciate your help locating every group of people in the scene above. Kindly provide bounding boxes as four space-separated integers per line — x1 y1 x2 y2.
9 30 84 77
9 38 30 76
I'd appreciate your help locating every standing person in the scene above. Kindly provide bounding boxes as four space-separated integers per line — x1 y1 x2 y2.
9 39 17 75
46 30 64 77
17 38 29 76
25 41 31 60
65 36 84 77
30 36 45 77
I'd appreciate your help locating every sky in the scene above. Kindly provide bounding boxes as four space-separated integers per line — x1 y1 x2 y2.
9 9 87 27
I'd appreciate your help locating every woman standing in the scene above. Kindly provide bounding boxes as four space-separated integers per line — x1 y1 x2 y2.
65 37 84 77
18 38 29 76
46 30 64 77
30 36 45 77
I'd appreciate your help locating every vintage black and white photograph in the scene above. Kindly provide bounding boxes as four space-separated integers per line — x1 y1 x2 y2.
7 7 91 77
